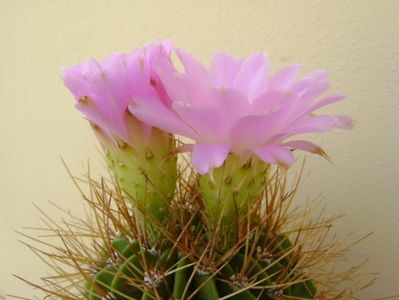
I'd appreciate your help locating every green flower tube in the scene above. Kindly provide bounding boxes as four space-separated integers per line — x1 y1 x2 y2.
198 155 269 248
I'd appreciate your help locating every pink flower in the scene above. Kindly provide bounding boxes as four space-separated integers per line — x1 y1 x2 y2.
61 42 178 223
129 49 352 174
61 41 173 148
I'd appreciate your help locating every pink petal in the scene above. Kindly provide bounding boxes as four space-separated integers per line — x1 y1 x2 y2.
61 65 90 100
251 145 295 166
173 88 249 143
229 114 266 152
172 101 226 142
291 70 329 94
282 140 322 153
175 48 208 82
299 81 331 102
234 52 269 101
209 52 242 87
250 90 291 114
269 93 346 133
153 56 190 104
128 98 195 138
334 115 353 130
230 94 301 151
124 52 153 100
144 40 173 62
192 143 231 174
270 64 302 90
82 60 128 137
307 94 346 113
302 70 329 81
103 53 130 109
210 87 249 126
63 60 129 140
283 115 352 135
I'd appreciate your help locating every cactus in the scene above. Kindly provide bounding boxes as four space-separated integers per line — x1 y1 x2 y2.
81 162 319 300
20 162 372 299
22 42 371 300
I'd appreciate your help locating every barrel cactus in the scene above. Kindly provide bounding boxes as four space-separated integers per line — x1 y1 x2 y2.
68 160 322 300
85 233 317 300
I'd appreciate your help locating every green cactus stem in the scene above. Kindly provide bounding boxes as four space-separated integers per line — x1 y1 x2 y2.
90 115 177 229
198 155 269 248
85 234 317 300
105 141 176 222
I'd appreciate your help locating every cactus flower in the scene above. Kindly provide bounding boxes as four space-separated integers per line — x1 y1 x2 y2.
129 47 352 244
62 41 177 225
129 49 352 174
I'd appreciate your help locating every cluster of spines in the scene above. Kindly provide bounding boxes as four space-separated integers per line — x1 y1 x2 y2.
16 165 374 300
85 231 317 300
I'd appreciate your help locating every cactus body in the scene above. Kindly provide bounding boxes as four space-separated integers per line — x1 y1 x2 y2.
85 154 317 300
85 235 316 300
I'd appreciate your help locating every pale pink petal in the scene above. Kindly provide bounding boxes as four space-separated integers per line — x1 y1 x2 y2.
75 102 111 137
234 52 269 101
192 143 231 174
173 88 249 143
144 40 173 62
128 99 195 138
334 115 353 130
291 70 329 94
82 60 128 138
302 70 329 81
254 93 304 142
125 52 154 100
270 64 302 90
230 94 301 152
173 49 211 106
63 63 115 137
153 56 189 104
251 145 295 166
299 81 331 102
283 115 352 135
268 94 346 132
307 94 346 113
209 52 242 87
282 140 322 153
61 65 90 100
103 53 130 109
64 60 129 139
175 48 208 82
250 90 291 114
172 101 226 142
229 115 266 152
209 88 249 126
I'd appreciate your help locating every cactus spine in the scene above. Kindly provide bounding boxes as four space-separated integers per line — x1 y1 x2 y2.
83 156 318 299
85 234 317 300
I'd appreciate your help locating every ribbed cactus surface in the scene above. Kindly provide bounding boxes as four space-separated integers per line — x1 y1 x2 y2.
86 234 316 300
104 138 177 223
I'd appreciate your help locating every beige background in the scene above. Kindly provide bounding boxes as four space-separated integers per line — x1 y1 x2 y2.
1 0 398 298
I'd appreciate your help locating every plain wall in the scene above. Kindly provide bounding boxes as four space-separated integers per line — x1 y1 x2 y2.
1 1 398 298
